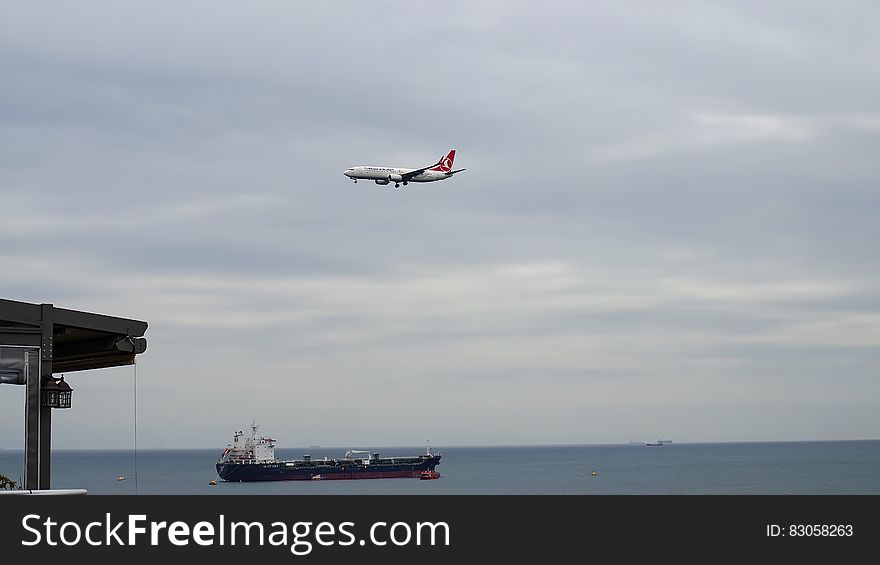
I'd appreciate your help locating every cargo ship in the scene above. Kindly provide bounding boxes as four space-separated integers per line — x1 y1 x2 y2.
216 423 441 482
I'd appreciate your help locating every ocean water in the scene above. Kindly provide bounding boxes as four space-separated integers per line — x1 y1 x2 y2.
1 440 878 495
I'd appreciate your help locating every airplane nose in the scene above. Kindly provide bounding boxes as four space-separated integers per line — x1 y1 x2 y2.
343 169 352 177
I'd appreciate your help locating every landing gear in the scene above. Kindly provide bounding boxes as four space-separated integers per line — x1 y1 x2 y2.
403 181 408 186
353 179 357 183
395 183 400 188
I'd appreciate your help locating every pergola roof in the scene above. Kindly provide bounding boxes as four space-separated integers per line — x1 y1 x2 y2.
0 298 147 372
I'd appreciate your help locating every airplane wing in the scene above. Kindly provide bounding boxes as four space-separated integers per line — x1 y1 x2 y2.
447 168 466 175
400 168 429 181
400 159 443 181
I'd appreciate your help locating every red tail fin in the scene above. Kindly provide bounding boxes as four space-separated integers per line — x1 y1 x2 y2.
430 150 455 172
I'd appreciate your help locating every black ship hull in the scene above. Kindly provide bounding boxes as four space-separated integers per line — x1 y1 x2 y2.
217 455 441 482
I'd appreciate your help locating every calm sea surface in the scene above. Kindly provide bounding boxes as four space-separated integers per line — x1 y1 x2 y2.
1 441 878 495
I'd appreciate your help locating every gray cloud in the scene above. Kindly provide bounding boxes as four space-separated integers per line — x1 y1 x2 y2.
2 1 879 450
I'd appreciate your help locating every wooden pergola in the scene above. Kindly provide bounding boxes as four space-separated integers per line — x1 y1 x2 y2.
0 298 147 490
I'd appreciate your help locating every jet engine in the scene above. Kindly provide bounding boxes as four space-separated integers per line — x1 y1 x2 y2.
387 174 403 183
374 179 390 185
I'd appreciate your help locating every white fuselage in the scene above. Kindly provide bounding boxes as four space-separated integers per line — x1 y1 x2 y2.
343 166 450 184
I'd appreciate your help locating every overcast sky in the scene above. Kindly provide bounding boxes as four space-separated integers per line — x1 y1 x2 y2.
2 1 879 451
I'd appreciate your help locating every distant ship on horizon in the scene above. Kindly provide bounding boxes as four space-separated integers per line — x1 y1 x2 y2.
646 439 672 446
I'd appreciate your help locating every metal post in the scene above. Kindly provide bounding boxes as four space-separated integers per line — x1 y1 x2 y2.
25 304 53 490
40 304 54 490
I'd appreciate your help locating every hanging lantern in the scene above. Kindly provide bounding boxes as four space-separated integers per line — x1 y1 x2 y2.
41 376 72 409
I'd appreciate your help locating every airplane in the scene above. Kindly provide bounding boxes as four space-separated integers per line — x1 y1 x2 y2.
343 149 465 189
